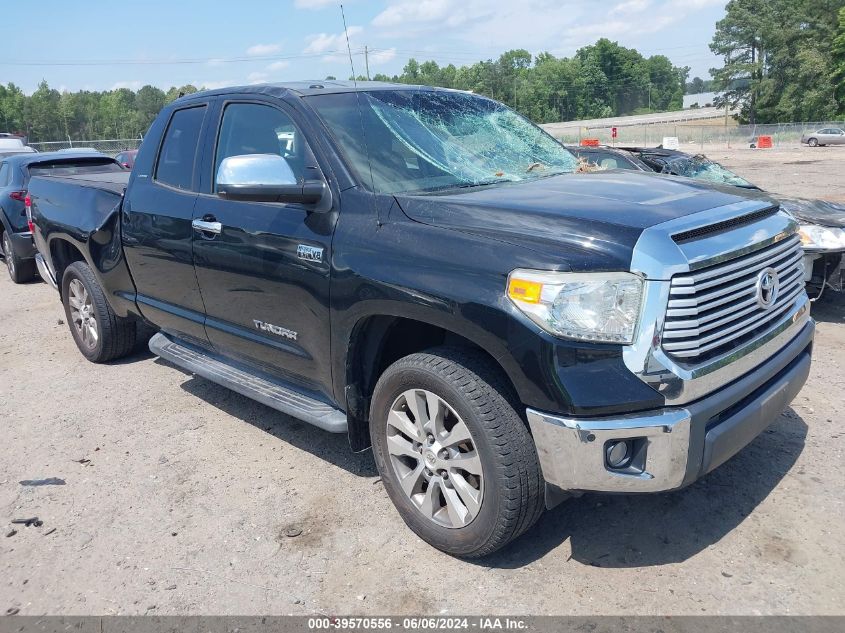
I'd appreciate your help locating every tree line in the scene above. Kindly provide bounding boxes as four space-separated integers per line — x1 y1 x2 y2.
711 0 845 123
366 40 688 124
6 6 845 145
0 38 688 143
0 82 201 143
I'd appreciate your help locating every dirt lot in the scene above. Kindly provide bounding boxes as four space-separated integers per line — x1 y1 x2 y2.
1 146 844 616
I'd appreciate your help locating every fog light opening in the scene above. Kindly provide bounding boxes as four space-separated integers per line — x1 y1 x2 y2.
605 440 633 470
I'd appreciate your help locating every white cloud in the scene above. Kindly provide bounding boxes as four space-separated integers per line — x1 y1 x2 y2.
569 14 677 41
111 80 143 90
372 0 475 28
247 72 270 84
267 60 290 71
368 47 397 66
610 0 652 16
195 79 238 90
365 0 723 75
303 26 363 55
294 0 339 8
246 43 283 56
207 58 226 67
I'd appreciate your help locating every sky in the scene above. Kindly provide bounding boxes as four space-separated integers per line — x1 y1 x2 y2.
0 0 728 95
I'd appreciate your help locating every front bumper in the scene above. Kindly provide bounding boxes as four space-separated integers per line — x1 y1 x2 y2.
527 319 814 497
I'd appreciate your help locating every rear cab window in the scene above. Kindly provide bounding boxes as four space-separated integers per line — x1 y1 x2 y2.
27 159 124 177
155 105 207 191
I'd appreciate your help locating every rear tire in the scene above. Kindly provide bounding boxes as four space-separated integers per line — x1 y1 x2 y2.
61 261 137 363
2 231 36 284
370 347 544 558
808 138 819 147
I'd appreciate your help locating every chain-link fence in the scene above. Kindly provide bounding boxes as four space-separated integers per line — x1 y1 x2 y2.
28 120 845 158
28 138 143 157
543 121 845 150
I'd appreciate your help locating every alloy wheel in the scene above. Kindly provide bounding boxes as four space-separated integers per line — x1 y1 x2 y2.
2 234 14 279
386 388 484 529
68 278 99 349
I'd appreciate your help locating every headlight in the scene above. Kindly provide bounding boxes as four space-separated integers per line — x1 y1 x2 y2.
798 224 845 251
507 270 644 344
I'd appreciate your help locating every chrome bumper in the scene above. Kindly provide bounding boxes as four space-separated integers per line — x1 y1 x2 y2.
527 319 814 497
527 408 691 493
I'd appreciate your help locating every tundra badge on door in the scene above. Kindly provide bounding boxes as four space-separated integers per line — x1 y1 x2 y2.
253 320 298 341
297 244 323 263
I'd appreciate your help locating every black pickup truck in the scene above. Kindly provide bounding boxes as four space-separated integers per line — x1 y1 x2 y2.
28 82 814 557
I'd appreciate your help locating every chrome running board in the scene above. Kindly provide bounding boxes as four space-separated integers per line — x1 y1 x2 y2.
149 332 347 433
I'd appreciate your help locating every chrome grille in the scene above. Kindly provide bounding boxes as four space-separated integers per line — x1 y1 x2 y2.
662 234 804 360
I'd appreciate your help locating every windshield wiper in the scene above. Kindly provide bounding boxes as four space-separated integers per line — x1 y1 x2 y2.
421 179 514 193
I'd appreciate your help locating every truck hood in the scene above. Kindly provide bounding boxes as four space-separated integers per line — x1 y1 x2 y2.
395 170 770 271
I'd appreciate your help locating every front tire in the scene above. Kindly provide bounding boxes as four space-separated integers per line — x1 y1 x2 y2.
2 231 36 284
61 261 137 363
370 347 544 558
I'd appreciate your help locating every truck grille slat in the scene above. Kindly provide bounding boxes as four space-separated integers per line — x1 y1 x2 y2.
670 235 799 288
662 235 805 361
663 269 804 337
665 250 802 313
669 243 801 296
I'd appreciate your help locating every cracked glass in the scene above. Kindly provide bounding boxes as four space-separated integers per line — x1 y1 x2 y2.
310 89 578 194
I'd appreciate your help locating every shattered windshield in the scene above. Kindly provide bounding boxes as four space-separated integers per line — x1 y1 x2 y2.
309 90 578 194
665 155 755 188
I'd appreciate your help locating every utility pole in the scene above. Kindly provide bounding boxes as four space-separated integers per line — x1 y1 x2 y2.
364 46 371 81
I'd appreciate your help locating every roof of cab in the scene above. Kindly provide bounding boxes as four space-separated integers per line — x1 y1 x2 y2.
175 80 456 103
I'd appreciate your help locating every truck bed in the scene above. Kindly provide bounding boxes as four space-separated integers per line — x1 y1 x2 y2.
28 170 137 317
33 170 131 195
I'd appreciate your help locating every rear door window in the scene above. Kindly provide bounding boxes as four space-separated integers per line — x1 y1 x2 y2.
0 163 9 187
155 105 207 191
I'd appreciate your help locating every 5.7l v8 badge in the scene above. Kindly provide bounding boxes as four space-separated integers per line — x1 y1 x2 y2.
297 244 324 263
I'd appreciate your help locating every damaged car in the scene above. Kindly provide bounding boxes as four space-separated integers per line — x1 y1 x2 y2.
569 145 845 299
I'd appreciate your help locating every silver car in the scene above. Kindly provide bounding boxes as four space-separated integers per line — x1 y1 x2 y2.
801 127 845 147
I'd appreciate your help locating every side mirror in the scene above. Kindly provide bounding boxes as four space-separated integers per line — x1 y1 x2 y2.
216 154 329 207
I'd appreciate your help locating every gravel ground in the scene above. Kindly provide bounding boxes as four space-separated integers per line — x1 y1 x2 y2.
1 147 844 616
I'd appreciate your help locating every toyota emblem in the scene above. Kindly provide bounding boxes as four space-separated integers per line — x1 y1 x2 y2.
755 267 779 309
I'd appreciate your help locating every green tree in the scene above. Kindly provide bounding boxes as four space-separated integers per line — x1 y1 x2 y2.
0 83 27 135
164 85 199 104
135 85 166 134
711 0 845 123
710 0 774 123
26 80 62 141
834 6 845 113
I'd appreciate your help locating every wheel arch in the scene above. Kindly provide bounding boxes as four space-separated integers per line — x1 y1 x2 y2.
0 209 12 239
344 314 524 452
49 237 87 299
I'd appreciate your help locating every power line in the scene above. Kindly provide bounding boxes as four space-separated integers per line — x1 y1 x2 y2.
0 42 717 69
0 49 368 67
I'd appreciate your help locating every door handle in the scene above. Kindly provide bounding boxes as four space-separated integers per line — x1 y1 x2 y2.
192 219 222 235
